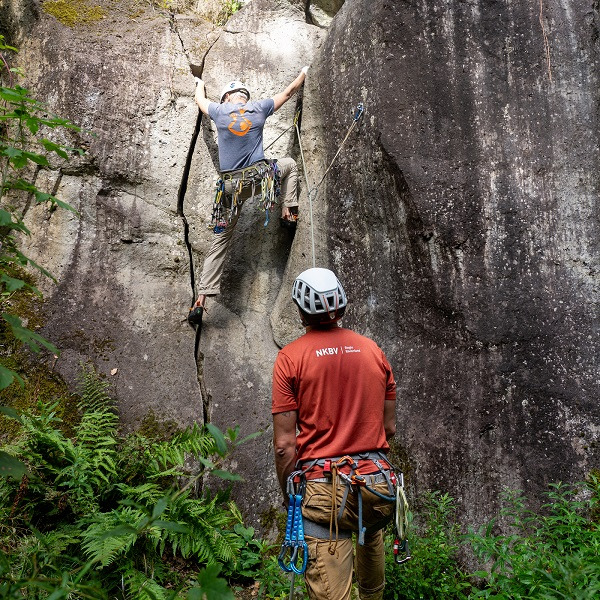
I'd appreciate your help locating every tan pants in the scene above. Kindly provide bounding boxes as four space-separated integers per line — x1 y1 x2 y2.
197 157 298 296
301 481 395 600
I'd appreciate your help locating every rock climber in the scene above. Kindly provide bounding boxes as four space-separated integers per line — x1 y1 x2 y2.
189 67 308 322
272 267 398 600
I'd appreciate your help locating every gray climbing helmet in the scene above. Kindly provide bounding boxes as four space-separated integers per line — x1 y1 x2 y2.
292 268 347 324
219 80 250 103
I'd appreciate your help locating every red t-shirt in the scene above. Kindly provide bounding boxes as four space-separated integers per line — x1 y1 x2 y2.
272 326 396 473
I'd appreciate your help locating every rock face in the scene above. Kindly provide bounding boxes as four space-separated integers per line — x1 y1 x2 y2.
298 0 600 522
2 0 598 530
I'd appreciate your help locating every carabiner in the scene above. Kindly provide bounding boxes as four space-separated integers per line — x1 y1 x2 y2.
353 103 364 122
277 541 299 573
393 538 411 565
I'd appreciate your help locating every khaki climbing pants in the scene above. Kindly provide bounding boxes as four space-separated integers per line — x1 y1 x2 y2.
301 480 395 600
197 156 298 296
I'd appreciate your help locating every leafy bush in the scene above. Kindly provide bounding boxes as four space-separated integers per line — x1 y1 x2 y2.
384 491 471 600
467 475 600 599
0 35 82 391
0 367 261 598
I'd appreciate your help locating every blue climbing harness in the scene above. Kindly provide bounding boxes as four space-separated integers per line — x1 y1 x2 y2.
277 470 308 575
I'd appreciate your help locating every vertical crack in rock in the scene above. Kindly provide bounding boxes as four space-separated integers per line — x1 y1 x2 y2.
171 14 219 425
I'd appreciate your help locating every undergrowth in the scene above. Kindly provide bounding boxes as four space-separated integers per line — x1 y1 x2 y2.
384 476 600 599
1 368 598 598
0 367 271 598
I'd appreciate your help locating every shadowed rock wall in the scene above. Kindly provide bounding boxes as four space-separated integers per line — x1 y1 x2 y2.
298 0 600 522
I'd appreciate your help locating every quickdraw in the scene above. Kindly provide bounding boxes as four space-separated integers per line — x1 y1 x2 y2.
353 102 364 122
277 471 308 575
211 160 281 232
393 472 411 564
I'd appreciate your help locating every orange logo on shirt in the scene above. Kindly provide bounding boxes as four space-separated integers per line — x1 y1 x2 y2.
228 108 252 137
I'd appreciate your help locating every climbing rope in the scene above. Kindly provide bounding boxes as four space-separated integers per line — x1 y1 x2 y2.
263 109 301 154
295 103 365 267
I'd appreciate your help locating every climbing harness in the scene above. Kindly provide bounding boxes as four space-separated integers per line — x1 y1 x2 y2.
211 159 281 231
297 452 396 551
278 451 410 570
296 102 365 267
278 471 308 575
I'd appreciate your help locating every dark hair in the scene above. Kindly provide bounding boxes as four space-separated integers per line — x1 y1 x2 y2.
298 306 346 327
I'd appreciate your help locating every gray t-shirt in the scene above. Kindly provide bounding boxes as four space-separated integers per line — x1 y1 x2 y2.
208 98 275 171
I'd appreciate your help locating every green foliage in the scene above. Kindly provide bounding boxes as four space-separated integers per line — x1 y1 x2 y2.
467 475 600 599
384 480 600 599
0 35 82 391
225 523 296 598
384 491 471 600
0 368 265 597
216 0 242 25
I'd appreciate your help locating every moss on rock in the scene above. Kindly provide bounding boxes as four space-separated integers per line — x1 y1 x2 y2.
42 0 106 27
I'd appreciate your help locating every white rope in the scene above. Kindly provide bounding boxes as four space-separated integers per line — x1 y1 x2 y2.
295 119 317 268
294 103 364 270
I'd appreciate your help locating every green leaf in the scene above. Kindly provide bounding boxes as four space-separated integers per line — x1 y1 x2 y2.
2 146 22 159
99 524 138 539
2 313 59 354
153 520 190 534
0 87 25 102
0 450 28 479
188 564 233 600
206 423 228 456
0 209 14 226
0 405 23 421
152 495 170 519
473 570 490 579
22 150 50 166
39 138 69 159
235 431 263 445
25 116 40 135
0 274 27 292
197 457 216 470
31 189 78 214
0 364 24 390
211 470 243 482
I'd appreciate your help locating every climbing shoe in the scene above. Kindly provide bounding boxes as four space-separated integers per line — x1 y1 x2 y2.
280 212 298 229
280 206 298 229
187 306 204 326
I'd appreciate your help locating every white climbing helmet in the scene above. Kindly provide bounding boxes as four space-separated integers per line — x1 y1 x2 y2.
219 80 250 103
292 267 347 324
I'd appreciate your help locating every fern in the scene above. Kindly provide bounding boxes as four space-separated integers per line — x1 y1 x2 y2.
125 568 172 600
165 492 243 563
80 506 146 567
147 423 216 476
0 366 261 597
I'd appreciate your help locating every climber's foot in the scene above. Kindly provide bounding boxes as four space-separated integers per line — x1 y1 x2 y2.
280 206 298 228
188 295 207 325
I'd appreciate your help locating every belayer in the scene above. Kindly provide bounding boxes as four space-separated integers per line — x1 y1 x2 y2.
189 67 308 323
272 268 399 599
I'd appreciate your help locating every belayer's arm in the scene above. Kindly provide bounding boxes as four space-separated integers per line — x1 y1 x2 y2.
384 399 396 440
273 410 298 499
272 66 309 112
